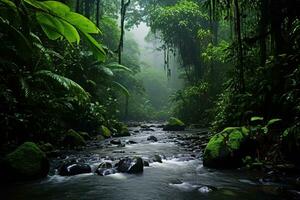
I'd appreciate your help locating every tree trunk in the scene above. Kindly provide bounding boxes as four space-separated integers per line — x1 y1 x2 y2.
259 0 268 67
96 0 100 27
233 0 245 92
85 0 91 19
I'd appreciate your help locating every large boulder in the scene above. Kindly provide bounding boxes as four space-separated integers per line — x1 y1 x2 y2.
203 127 253 168
58 161 91 176
62 129 86 148
96 162 116 176
4 142 49 180
163 117 185 131
116 157 144 174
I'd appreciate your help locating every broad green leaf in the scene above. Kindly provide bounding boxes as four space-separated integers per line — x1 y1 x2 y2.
60 19 80 44
81 31 106 61
39 24 61 40
65 12 100 34
101 67 114 76
105 62 133 73
250 116 264 122
36 12 64 40
267 118 282 127
112 81 130 97
41 1 70 16
24 0 48 11
0 0 17 12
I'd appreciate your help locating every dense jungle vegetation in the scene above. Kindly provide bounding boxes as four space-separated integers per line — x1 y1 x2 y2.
1 0 300 193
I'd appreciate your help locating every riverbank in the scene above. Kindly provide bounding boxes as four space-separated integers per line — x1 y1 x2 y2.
2 123 300 200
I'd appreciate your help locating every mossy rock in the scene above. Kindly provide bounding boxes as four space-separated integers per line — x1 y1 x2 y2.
163 117 185 131
62 129 86 148
203 127 253 168
78 132 91 140
38 143 54 153
114 125 131 137
101 125 111 138
5 142 49 180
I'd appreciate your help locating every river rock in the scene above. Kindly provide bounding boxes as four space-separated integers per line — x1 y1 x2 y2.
96 162 115 176
4 142 50 181
163 117 185 131
143 160 150 167
147 136 158 142
78 132 91 140
62 129 86 148
153 155 162 163
59 161 91 176
128 157 144 174
110 139 121 145
117 157 144 174
203 127 254 168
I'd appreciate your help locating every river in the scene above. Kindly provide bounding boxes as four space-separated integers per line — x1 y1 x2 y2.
3 123 299 200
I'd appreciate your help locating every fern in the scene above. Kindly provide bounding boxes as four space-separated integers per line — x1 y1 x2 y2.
35 70 90 102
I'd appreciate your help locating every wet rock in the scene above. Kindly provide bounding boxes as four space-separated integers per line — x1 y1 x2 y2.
125 140 137 144
140 124 150 129
98 162 113 169
116 158 133 172
128 157 144 174
58 161 91 176
97 168 117 176
78 132 91 140
110 139 121 145
153 155 162 163
203 127 254 168
117 157 144 174
147 136 158 142
198 186 213 193
143 160 150 167
133 130 140 133
141 128 155 132
113 150 125 153
4 142 50 181
96 162 116 176
163 117 185 131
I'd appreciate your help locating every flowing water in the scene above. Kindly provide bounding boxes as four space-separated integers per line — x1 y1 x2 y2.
3 124 299 200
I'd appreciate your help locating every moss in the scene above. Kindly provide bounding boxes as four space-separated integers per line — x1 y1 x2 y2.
63 129 86 148
6 142 49 180
203 127 250 168
168 117 185 126
101 125 111 138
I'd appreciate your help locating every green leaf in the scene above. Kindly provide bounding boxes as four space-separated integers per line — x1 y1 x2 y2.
105 62 133 73
251 116 264 122
60 19 80 44
81 31 106 61
267 118 282 127
101 67 114 76
112 81 130 97
0 0 17 12
36 12 64 40
65 12 100 34
41 1 70 16
35 70 90 101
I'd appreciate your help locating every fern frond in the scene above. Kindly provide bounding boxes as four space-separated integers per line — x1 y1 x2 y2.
35 70 90 102
112 81 130 97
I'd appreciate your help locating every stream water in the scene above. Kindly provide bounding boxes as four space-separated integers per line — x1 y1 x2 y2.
3 124 300 200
